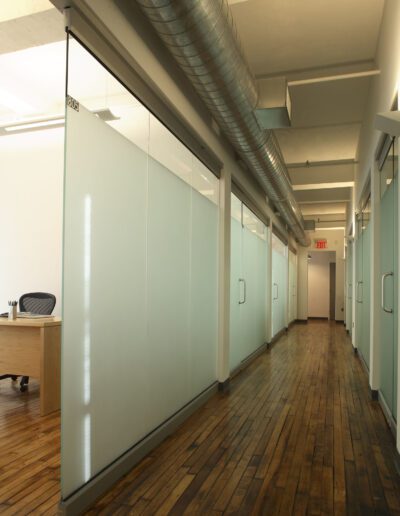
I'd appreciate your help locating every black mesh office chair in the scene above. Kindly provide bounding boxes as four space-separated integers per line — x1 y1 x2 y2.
0 292 56 392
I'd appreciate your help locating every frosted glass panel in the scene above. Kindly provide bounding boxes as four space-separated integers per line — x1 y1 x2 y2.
63 105 149 496
229 196 268 371
146 158 191 427
63 36 219 499
189 191 219 395
149 114 192 186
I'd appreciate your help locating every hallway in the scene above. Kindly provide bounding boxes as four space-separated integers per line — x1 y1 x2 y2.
88 321 400 515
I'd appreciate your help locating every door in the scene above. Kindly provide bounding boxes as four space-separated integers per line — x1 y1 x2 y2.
230 195 268 371
379 137 398 420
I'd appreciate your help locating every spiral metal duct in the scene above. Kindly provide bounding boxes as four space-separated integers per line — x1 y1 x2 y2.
136 0 310 246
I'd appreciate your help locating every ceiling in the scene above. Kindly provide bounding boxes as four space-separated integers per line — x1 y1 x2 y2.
229 0 385 230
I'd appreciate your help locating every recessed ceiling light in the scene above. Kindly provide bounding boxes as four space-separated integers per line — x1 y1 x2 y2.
5 117 64 132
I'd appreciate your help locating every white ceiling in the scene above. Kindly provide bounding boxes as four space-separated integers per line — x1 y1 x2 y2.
0 0 52 23
230 0 385 77
288 76 372 128
275 124 360 164
230 0 385 227
0 7 64 55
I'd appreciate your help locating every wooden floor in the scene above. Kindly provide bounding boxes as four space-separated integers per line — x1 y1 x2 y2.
88 322 400 515
1 321 400 514
0 378 60 514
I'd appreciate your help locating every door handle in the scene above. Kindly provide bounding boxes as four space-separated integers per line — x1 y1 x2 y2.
381 272 393 314
348 283 352 300
273 283 278 300
356 281 363 303
239 278 246 304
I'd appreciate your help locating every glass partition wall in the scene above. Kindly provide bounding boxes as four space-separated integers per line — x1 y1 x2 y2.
379 137 398 422
272 234 288 337
230 194 269 371
62 36 219 498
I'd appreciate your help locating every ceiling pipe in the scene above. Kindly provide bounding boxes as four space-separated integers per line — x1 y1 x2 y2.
136 0 310 246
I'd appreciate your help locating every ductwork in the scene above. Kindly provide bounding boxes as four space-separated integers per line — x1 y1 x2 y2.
136 0 310 246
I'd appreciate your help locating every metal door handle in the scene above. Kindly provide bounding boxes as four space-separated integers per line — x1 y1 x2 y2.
356 281 363 303
381 272 393 313
348 283 352 300
273 282 278 300
239 278 246 304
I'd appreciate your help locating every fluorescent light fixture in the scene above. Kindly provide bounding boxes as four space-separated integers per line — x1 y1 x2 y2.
4 117 64 132
292 182 354 191
314 227 345 231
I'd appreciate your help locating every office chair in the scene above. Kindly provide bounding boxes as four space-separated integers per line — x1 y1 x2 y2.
0 292 56 392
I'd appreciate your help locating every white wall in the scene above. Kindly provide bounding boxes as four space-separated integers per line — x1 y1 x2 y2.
308 251 336 318
297 229 345 321
0 128 63 315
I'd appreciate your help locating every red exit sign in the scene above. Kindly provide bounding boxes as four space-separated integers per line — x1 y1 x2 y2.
314 239 327 249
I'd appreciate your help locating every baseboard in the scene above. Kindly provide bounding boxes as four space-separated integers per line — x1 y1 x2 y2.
59 382 218 515
357 351 370 377
269 327 287 347
308 316 329 320
378 390 397 439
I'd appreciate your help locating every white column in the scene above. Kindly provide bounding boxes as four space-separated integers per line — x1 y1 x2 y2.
351 188 357 349
266 226 273 343
297 246 309 321
397 136 400 453
286 246 290 328
217 166 231 384
370 163 381 392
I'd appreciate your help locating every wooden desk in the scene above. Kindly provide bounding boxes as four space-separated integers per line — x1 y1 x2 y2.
0 317 61 416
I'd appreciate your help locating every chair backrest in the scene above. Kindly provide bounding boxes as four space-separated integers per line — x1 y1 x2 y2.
19 292 56 315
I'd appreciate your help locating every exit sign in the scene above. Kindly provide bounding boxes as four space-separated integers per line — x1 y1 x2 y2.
314 238 327 249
